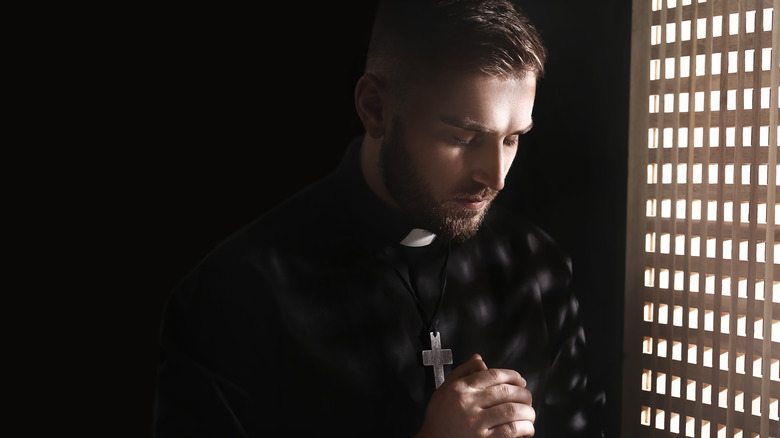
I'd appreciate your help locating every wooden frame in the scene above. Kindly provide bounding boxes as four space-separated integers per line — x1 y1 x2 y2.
622 0 779 436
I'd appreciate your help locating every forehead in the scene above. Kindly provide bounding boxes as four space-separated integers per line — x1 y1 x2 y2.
404 70 537 134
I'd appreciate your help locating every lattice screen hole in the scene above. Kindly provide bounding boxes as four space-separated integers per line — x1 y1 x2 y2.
669 411 680 433
640 405 651 426
646 199 656 217
656 372 666 395
719 386 728 407
648 127 658 148
670 375 681 398
686 379 696 401
655 408 665 430
641 369 651 391
690 272 700 291
657 338 667 358
692 200 702 220
644 267 655 287
643 336 653 355
659 268 669 289
688 343 697 364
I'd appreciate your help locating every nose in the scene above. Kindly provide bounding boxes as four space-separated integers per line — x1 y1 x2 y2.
470 141 511 191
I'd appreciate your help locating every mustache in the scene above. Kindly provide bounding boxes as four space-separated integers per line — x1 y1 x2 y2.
450 186 499 200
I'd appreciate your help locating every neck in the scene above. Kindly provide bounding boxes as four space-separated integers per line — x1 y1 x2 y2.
359 135 400 210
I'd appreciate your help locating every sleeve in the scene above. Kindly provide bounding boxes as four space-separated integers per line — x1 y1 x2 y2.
152 252 275 438
152 349 255 438
530 230 606 438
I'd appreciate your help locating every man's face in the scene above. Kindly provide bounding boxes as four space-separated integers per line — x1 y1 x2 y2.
379 70 537 242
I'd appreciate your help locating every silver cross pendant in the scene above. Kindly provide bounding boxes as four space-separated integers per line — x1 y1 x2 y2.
421 331 453 389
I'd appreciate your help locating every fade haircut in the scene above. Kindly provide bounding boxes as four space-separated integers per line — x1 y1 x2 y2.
365 0 547 97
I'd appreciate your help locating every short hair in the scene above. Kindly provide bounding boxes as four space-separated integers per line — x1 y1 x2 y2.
365 0 547 92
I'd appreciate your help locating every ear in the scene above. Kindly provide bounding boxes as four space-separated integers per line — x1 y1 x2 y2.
354 73 388 139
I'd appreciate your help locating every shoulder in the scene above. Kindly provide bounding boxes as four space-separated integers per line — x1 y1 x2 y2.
479 202 572 276
473 203 581 339
451 202 575 315
170 172 342 302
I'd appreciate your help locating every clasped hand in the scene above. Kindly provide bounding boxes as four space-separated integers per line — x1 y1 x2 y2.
415 354 535 438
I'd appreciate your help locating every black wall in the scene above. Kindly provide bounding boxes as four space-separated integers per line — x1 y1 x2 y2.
77 2 630 436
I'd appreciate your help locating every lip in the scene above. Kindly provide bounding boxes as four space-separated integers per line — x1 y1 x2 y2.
453 198 488 210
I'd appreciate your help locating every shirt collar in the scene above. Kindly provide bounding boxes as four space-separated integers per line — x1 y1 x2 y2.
399 228 437 247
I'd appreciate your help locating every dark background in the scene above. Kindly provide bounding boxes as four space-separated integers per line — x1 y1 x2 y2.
42 1 631 436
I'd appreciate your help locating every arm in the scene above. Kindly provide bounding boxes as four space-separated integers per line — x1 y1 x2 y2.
152 260 269 438
153 349 255 438
534 293 605 438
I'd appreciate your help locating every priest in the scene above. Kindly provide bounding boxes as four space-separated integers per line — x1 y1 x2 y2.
153 1 604 436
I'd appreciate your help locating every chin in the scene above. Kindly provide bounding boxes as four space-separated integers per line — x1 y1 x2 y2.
437 213 485 243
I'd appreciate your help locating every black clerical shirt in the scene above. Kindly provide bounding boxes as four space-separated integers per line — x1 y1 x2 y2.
153 137 603 437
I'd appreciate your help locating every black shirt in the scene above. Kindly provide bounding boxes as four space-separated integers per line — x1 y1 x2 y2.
153 136 603 437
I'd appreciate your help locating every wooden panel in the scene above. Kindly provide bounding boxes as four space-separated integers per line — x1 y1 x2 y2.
624 0 779 437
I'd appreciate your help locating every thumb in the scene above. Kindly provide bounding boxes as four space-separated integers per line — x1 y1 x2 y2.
441 354 487 386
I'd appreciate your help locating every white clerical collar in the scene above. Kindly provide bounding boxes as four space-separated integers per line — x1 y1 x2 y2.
399 228 437 247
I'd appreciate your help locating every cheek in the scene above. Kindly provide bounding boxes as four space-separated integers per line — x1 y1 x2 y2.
426 148 470 190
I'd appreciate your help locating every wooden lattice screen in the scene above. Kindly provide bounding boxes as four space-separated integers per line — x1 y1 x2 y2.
622 0 779 437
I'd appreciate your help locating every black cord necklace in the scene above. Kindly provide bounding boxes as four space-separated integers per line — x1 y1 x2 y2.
385 239 453 389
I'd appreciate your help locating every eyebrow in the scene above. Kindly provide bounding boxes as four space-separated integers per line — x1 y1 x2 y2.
440 116 534 136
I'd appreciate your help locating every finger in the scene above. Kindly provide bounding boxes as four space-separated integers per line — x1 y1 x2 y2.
464 367 527 390
480 383 533 409
441 353 488 387
488 419 535 437
481 401 536 427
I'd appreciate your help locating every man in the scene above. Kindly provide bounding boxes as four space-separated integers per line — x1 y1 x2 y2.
153 1 604 436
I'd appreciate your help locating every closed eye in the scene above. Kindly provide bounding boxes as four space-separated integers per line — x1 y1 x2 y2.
454 136 473 145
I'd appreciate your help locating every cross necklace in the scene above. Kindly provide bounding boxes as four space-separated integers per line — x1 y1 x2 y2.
388 239 453 389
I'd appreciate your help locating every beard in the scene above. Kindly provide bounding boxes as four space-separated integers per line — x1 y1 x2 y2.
379 118 498 243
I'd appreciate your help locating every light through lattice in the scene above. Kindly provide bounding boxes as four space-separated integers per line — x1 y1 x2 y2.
624 0 778 437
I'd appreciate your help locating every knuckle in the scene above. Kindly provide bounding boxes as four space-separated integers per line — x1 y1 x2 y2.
496 421 518 438
451 379 468 394
508 421 535 437
464 415 479 432
495 383 511 399
455 393 472 413
504 402 518 418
